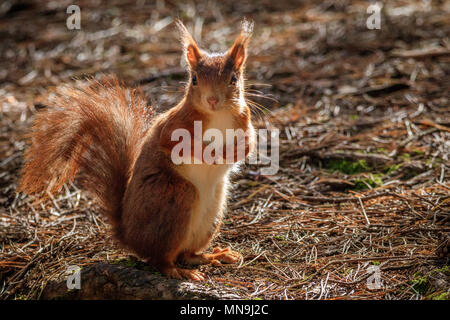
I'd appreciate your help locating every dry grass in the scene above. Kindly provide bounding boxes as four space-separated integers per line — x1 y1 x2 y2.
1 0 449 300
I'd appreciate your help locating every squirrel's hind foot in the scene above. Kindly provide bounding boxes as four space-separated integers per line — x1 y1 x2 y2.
182 247 242 266
162 266 206 281
209 246 242 265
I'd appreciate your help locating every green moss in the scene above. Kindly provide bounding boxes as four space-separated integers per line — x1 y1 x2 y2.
325 159 371 174
111 257 162 274
376 147 388 154
410 273 429 295
399 153 411 161
432 265 450 273
247 181 260 187
431 292 449 300
353 174 383 190
384 161 423 180
111 257 139 268
385 163 401 175
408 266 450 299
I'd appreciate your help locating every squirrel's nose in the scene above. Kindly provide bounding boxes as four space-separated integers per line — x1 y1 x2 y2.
207 96 218 109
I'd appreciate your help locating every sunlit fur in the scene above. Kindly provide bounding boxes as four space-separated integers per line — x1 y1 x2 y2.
187 54 243 114
20 20 256 281
177 19 253 115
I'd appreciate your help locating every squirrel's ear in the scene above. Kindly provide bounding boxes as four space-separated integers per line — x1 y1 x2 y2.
228 19 253 70
175 19 202 68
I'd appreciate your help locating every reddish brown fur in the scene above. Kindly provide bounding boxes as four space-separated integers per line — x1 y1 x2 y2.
19 78 151 234
20 19 254 280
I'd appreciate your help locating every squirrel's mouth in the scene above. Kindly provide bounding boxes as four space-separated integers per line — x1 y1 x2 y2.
201 98 222 112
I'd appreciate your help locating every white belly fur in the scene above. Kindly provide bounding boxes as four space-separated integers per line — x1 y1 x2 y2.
176 110 237 252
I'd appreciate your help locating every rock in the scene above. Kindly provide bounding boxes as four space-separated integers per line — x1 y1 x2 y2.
40 263 239 300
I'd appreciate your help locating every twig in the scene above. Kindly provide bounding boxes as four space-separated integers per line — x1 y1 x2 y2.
358 197 370 225
391 47 450 59
294 191 391 203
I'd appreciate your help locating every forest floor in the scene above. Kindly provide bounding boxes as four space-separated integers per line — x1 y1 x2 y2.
1 0 449 300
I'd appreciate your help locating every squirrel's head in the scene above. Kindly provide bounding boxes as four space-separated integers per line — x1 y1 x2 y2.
176 19 253 114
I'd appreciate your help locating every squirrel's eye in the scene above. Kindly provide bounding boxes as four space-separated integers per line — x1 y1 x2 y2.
192 74 197 86
230 74 237 85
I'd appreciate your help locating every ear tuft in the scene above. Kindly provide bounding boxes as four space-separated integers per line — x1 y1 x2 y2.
229 18 254 70
175 19 202 68
241 18 254 39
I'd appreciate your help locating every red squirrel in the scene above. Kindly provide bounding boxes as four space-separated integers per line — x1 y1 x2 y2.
19 19 255 281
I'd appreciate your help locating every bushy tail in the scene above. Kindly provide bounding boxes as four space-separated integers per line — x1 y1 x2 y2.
19 77 153 231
